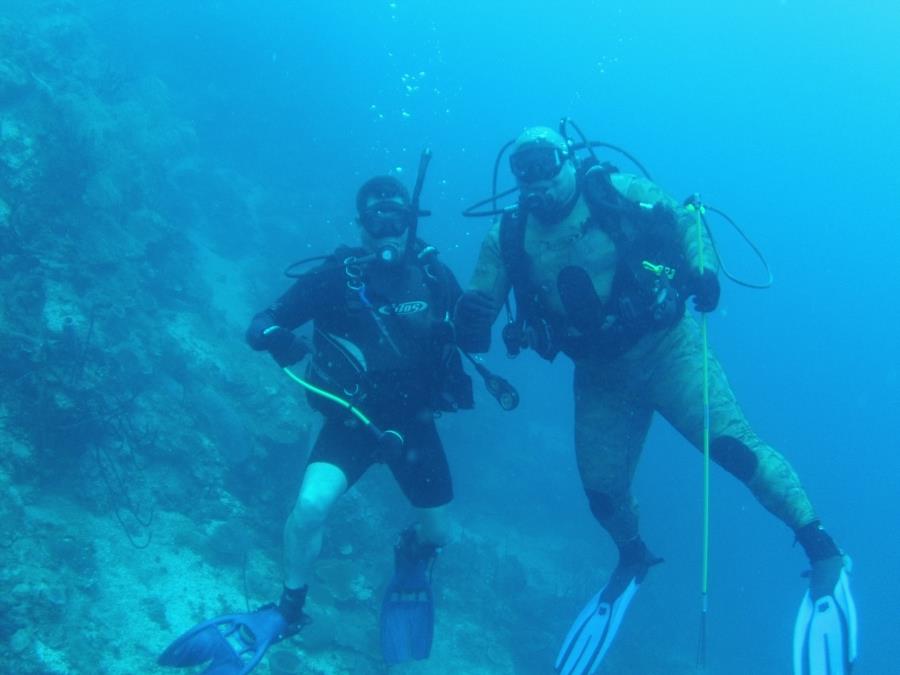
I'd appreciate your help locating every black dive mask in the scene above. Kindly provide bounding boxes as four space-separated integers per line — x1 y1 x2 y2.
509 145 567 183
359 200 413 238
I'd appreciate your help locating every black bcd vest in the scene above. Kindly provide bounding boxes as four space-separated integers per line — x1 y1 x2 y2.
499 164 689 361
305 241 473 416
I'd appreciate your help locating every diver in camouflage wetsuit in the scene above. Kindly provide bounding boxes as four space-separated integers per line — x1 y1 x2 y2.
453 126 856 675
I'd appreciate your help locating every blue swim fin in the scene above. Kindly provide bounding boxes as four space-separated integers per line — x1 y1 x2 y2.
555 540 661 675
379 527 437 664
158 604 291 675
793 565 858 675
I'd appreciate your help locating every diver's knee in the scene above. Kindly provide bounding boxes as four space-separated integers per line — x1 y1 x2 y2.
288 493 334 532
288 463 345 532
584 488 639 547
585 488 619 522
710 436 758 483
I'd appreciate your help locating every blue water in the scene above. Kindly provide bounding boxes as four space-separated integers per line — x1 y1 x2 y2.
6 1 899 672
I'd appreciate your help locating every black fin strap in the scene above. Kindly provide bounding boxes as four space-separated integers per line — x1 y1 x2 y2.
795 521 841 562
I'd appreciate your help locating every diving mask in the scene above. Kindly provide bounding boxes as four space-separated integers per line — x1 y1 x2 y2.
359 200 414 238
509 145 568 183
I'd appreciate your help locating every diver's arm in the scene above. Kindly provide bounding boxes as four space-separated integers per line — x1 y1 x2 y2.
247 283 308 349
675 200 717 275
454 225 509 353
622 174 717 274
610 172 719 311
467 222 511 313
245 268 332 352
442 265 466 316
662 187 719 310
611 172 717 273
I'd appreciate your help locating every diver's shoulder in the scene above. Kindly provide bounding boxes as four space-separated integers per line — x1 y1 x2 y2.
609 172 672 205
479 218 503 247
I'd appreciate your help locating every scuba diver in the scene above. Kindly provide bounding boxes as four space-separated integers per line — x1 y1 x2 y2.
158 168 474 674
454 124 857 675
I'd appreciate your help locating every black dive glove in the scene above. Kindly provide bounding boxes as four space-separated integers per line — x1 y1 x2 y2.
688 268 720 313
260 326 310 367
454 290 497 353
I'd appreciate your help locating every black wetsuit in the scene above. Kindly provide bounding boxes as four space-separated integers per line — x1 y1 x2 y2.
246 246 469 508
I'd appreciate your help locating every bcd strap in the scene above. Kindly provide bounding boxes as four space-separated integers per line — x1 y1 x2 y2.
498 207 560 360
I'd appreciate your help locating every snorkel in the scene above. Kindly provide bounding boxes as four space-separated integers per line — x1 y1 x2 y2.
405 147 433 262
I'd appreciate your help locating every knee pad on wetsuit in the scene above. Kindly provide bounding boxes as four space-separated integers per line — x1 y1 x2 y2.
585 488 639 547
710 436 758 483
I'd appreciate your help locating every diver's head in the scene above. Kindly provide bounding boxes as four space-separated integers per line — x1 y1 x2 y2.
509 126 578 224
355 175 413 262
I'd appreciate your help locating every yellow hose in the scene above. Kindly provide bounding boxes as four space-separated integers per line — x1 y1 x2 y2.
281 366 373 427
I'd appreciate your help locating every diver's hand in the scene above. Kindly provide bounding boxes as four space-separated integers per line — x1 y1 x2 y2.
455 291 497 327
688 268 720 313
260 326 309 367
454 291 497 353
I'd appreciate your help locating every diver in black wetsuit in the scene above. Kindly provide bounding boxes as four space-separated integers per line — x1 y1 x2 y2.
158 174 472 673
246 173 471 625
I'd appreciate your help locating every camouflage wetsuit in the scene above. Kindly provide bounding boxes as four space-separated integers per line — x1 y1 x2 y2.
467 171 816 547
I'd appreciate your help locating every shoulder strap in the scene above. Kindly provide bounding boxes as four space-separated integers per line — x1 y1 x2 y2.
411 240 455 317
412 246 458 315
497 207 564 360
499 207 531 302
581 163 638 248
